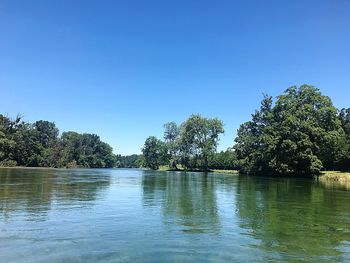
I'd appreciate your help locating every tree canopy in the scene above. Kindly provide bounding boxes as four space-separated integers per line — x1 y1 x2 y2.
142 136 168 170
234 85 348 176
1 84 349 175
142 114 226 171
0 115 117 168
115 154 143 168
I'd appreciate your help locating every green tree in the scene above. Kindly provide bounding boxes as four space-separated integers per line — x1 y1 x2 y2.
0 114 23 165
180 114 224 171
0 117 15 165
208 148 238 170
142 136 168 170
12 123 44 167
234 94 275 174
0 114 117 168
336 108 350 170
163 122 180 169
272 85 343 174
33 120 60 167
235 85 345 176
59 132 116 168
116 154 143 168
33 120 59 148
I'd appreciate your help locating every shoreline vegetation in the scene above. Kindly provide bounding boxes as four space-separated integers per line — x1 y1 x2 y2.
0 117 116 168
140 85 350 179
157 165 239 174
1 85 350 181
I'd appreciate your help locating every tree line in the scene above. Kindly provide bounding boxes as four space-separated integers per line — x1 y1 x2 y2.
141 85 350 176
1 85 349 176
115 154 143 168
0 115 116 168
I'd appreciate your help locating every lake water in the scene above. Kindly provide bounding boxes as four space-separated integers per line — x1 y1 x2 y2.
0 168 349 262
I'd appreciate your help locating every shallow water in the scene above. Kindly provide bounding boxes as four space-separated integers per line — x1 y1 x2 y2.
0 168 349 262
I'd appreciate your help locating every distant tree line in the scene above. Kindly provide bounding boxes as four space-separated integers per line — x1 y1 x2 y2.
115 154 143 168
0 115 116 168
142 85 350 176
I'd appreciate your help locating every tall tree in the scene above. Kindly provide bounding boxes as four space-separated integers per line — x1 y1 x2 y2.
34 120 59 148
235 85 345 176
142 136 168 170
180 114 224 171
12 123 44 167
163 122 180 169
33 120 60 167
336 108 350 170
0 115 19 165
234 95 275 174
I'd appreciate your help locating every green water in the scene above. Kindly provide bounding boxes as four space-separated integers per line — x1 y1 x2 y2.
0 168 349 262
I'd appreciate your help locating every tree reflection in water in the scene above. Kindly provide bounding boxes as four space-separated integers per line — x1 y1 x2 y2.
0 168 111 221
142 171 225 234
236 175 350 261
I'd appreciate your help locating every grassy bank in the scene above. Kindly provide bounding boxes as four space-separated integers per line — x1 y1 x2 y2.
158 165 238 174
211 169 239 174
320 171 350 182
319 171 350 189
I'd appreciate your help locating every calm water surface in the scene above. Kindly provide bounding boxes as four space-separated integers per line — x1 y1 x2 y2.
0 168 349 262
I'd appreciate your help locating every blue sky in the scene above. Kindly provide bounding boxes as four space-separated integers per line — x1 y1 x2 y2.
0 0 349 155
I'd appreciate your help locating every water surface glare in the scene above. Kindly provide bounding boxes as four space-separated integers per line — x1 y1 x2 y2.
0 168 349 262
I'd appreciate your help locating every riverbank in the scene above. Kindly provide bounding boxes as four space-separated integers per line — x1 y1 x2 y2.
212 169 239 174
319 171 350 189
320 171 350 182
320 171 350 181
157 165 239 174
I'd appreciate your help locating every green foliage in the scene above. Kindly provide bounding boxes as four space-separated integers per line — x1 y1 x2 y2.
142 136 168 170
12 123 45 167
235 85 345 176
0 114 117 168
336 108 350 171
116 154 143 168
59 132 116 168
208 148 238 170
179 114 224 170
163 122 180 169
33 120 59 148
143 115 226 171
0 114 22 162
2 84 348 175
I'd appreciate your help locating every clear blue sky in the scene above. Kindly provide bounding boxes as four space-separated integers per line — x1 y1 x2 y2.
0 0 349 155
